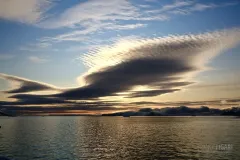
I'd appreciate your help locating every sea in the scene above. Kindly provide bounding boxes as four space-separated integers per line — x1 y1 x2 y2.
0 116 239 160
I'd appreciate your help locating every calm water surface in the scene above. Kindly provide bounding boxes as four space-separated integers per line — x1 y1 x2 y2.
0 116 239 160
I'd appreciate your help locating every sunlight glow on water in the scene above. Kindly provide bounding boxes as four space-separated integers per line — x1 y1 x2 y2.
0 117 239 160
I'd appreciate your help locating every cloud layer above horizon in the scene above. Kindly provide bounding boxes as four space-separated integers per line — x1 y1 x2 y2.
1 28 240 113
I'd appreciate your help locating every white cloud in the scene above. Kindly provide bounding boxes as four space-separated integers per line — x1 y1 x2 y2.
189 2 238 12
40 22 109 43
0 0 52 24
40 22 147 43
190 3 217 11
138 4 152 8
28 56 48 63
39 0 139 28
15 0 238 49
158 0 194 13
0 0 237 28
169 9 190 15
38 0 172 29
105 23 147 30
37 0 238 44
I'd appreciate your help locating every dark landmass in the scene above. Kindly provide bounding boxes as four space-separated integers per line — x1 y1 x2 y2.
102 106 240 117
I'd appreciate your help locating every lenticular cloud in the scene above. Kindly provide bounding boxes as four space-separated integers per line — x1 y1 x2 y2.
67 28 240 99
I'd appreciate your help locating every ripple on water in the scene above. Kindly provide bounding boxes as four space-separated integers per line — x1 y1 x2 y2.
0 116 239 160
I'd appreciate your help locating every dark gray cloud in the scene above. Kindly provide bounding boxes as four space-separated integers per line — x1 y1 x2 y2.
1 105 126 112
126 89 180 98
0 94 120 106
54 58 195 99
0 73 58 93
0 99 129 115
8 94 65 105
150 82 194 88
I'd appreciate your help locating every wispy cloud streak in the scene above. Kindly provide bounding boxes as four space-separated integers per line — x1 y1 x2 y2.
36 0 238 44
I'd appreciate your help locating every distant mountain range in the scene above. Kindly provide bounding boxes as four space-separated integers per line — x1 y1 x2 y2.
102 106 240 117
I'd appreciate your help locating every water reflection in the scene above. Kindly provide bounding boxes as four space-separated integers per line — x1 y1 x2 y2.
0 117 239 160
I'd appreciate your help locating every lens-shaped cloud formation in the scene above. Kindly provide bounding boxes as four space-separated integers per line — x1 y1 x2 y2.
0 73 58 94
58 28 240 100
56 58 195 99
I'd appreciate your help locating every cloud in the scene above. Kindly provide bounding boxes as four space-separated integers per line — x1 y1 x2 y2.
169 2 239 15
0 0 52 24
0 104 128 115
81 28 240 70
190 3 217 11
28 56 48 63
0 0 236 31
38 0 140 28
0 94 65 105
105 23 147 30
37 0 168 43
0 73 57 93
1 105 126 112
158 0 194 13
36 0 238 44
150 82 194 88
190 2 238 11
126 89 180 98
51 28 240 100
40 22 146 43
53 57 195 99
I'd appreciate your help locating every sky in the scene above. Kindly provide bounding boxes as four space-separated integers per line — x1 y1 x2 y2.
0 0 240 115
